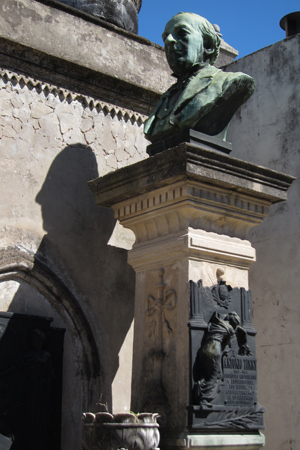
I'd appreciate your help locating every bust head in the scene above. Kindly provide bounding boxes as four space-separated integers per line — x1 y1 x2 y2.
144 12 254 146
162 12 221 77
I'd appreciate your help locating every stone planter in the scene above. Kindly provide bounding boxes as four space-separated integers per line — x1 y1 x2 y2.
82 412 160 450
58 0 142 33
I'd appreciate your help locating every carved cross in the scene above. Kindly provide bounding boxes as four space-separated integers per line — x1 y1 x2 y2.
146 268 176 348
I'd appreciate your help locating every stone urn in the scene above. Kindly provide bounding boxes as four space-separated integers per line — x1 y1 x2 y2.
82 412 160 450
59 0 142 33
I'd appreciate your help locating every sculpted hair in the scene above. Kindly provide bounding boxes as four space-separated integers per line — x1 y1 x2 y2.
176 12 221 65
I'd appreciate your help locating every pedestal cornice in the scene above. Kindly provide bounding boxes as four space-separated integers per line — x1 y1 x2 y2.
89 143 294 207
89 143 295 242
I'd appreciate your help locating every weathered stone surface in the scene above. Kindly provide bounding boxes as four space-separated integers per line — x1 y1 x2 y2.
57 0 142 33
225 35 300 450
0 48 146 450
89 143 294 215
0 0 171 111
0 0 238 118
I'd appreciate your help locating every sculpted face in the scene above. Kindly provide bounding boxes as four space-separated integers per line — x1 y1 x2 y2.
162 13 205 77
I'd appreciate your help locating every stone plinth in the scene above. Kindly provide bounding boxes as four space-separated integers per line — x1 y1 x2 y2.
89 143 294 449
183 432 265 449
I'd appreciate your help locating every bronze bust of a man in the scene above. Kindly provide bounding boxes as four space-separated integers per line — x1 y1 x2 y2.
144 12 255 143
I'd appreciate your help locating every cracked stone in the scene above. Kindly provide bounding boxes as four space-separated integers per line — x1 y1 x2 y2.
30 102 53 119
58 113 76 134
10 95 24 109
115 146 129 162
102 126 116 154
20 124 35 143
1 100 13 117
39 113 61 137
63 128 86 145
106 154 117 169
12 107 31 123
2 125 18 139
85 130 97 144
82 117 93 132
124 139 136 157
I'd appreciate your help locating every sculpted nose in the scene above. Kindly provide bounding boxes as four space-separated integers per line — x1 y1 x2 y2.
164 33 176 46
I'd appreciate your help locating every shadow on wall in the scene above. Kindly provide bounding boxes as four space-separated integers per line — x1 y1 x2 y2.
8 144 136 412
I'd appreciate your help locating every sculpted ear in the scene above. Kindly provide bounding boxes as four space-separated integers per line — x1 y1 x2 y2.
203 36 215 62
204 47 214 58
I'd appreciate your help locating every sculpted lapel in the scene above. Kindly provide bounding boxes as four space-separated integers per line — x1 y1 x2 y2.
172 65 219 114
144 66 218 135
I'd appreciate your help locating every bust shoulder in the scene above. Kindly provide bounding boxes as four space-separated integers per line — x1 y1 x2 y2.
221 70 255 93
144 66 255 143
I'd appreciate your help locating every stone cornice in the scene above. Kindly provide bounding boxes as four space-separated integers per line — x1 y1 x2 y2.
0 67 146 125
89 143 295 242
109 180 269 242
89 143 295 207
0 0 172 96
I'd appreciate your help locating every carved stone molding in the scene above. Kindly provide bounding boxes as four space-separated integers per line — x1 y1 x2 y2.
128 229 256 277
89 143 294 243
112 180 270 243
184 433 265 449
0 68 146 125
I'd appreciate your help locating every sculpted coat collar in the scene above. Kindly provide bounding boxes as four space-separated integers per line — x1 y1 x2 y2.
146 64 219 123
144 64 255 143
171 65 219 116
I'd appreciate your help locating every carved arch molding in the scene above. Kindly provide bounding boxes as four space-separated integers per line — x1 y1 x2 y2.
0 246 101 411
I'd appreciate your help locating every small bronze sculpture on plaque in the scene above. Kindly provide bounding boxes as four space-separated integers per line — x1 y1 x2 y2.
144 13 254 144
193 311 251 406
189 281 264 431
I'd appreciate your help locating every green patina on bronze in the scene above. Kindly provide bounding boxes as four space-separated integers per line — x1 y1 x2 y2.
144 12 255 143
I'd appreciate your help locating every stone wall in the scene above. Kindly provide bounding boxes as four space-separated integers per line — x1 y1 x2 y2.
0 62 146 450
226 35 300 450
0 1 156 448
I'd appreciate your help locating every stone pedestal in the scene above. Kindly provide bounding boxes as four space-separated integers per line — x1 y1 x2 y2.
89 143 294 450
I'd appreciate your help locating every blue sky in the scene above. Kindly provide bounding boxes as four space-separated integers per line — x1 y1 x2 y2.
138 1 299 59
